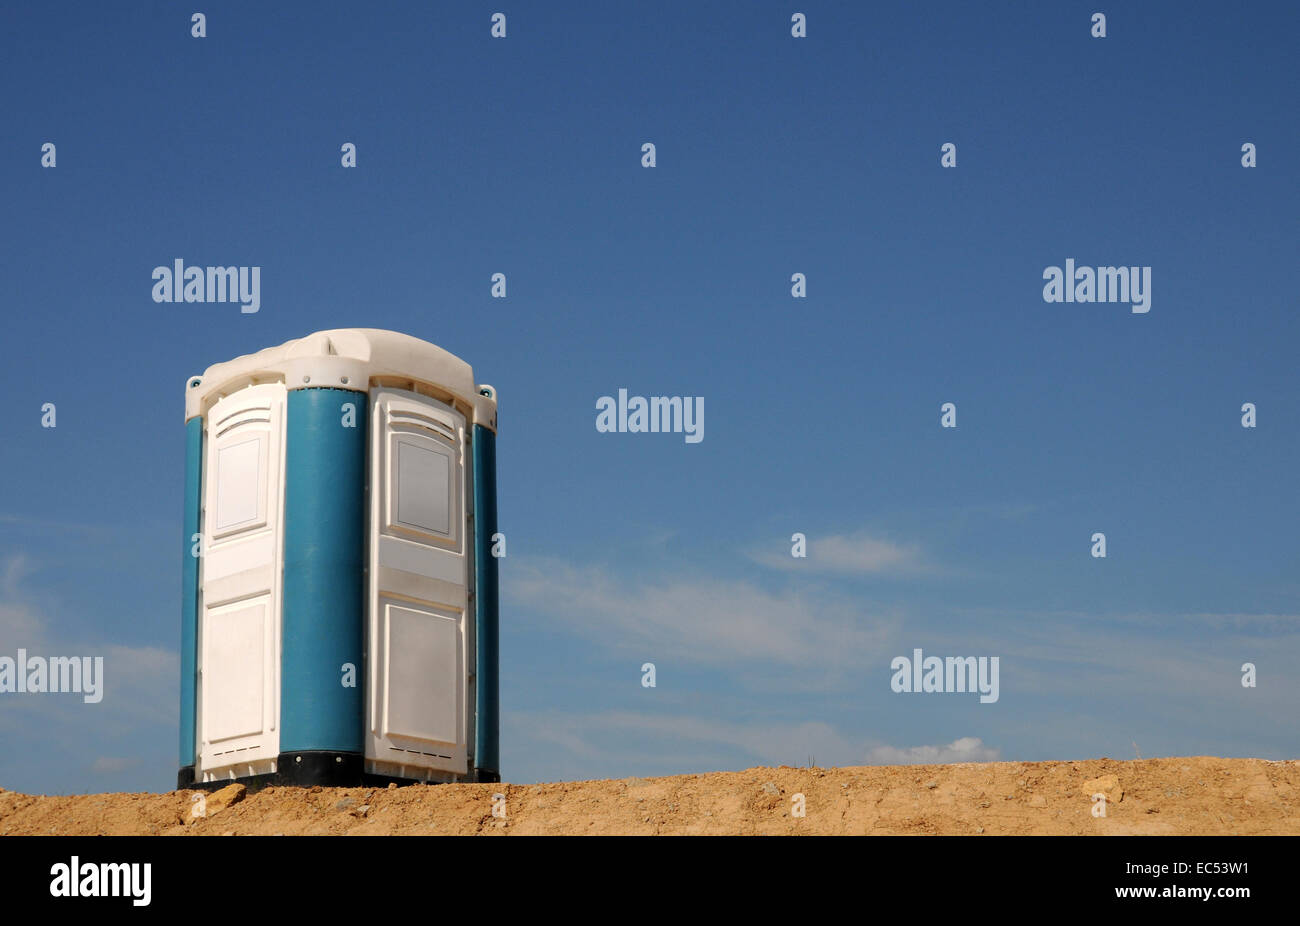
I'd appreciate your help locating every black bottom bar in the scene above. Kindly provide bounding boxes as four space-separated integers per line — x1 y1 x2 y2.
176 754 497 791
14 834 1282 913
273 751 366 787
176 752 363 792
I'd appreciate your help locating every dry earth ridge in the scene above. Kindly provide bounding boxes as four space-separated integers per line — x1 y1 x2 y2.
2 756 1296 836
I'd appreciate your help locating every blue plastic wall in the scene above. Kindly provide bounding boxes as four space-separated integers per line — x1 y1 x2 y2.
473 424 500 778
281 388 367 754
179 416 203 768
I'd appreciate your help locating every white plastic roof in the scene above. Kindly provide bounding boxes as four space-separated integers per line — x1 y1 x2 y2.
185 328 497 430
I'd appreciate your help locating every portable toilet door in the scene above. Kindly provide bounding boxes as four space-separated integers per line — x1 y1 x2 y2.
365 388 470 779
197 382 287 780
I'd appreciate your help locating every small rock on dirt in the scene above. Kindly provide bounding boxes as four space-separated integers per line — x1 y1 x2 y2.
1082 775 1124 803
187 783 245 824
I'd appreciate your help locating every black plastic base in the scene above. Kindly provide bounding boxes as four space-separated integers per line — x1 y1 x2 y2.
177 752 362 792
275 751 366 787
177 755 500 791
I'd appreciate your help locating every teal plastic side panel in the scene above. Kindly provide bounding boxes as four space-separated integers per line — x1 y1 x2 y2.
281 388 367 754
473 424 500 778
179 417 202 768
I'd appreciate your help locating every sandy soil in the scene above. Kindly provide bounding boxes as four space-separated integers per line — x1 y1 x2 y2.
2 756 1296 835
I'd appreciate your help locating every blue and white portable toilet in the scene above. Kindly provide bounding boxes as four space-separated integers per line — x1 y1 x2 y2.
178 329 499 788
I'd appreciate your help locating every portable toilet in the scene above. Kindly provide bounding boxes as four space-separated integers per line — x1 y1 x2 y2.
178 329 499 788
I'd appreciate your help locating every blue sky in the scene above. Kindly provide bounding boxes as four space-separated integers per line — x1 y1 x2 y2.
1 1 1297 793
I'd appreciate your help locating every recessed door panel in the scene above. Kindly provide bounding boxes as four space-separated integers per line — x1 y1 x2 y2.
213 437 265 534
382 601 461 748
202 598 268 743
392 439 453 539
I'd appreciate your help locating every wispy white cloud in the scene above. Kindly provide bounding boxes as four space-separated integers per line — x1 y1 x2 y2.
904 605 1300 746
507 709 863 777
507 708 1002 781
864 736 1000 766
0 514 114 541
0 554 177 792
1 552 34 599
90 756 141 774
1184 612 1300 634
0 598 42 643
749 530 931 576
505 555 896 669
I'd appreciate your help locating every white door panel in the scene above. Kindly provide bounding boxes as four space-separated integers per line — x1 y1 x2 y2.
198 384 285 777
381 600 462 749
366 388 470 777
202 597 270 743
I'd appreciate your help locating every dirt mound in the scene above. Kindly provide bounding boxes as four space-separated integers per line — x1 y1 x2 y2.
2 756 1296 835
